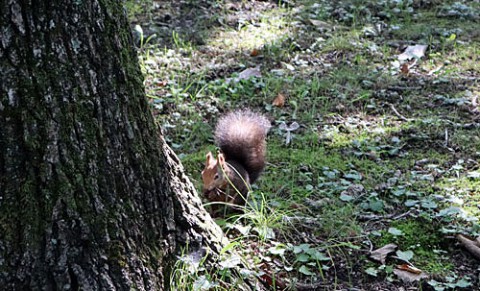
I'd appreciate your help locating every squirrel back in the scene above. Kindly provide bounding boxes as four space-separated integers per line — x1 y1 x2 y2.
202 109 270 210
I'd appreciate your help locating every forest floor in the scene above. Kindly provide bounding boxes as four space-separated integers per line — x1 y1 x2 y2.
128 0 480 290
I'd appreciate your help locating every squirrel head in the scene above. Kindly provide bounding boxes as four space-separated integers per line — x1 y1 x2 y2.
201 151 228 194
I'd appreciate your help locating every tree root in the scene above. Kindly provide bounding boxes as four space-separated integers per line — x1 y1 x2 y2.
457 234 480 260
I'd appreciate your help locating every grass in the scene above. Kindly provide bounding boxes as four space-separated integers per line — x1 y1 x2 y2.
127 0 480 289
374 219 448 268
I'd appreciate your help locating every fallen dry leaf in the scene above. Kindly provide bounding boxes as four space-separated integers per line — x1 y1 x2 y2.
393 268 428 283
398 44 428 61
238 66 262 79
226 66 262 84
309 19 331 29
370 243 397 264
156 80 168 87
397 263 422 275
258 263 287 289
250 49 259 57
272 93 286 107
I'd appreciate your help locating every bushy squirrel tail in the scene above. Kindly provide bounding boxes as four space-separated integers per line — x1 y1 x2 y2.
214 109 271 183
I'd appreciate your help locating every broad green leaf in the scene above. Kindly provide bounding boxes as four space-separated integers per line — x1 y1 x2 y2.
307 249 330 261
437 206 461 217
344 171 362 181
404 200 418 207
323 170 337 179
388 227 403 236
455 278 471 288
365 267 378 277
369 199 384 212
298 265 315 276
392 189 406 196
293 244 311 254
340 193 354 202
296 253 310 262
396 250 414 262
421 199 437 209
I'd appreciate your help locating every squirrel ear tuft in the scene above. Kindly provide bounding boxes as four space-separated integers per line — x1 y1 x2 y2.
205 152 215 167
217 152 226 165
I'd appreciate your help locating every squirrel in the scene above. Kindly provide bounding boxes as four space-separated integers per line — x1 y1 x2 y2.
201 109 271 213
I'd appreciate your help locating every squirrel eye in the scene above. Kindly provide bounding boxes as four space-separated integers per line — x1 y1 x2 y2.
214 173 219 180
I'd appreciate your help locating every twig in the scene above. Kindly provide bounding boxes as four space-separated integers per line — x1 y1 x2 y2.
392 210 413 220
427 65 444 76
444 128 449 147
471 94 479 114
365 235 374 253
388 103 411 122
388 86 422 91
358 210 413 221
295 280 327 291
441 119 480 129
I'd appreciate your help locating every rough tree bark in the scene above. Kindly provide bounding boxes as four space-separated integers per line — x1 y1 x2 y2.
0 1 227 290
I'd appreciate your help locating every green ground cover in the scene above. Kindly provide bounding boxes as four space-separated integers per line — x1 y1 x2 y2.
129 0 479 289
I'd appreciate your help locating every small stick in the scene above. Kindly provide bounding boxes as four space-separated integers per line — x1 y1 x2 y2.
444 128 449 147
388 103 410 122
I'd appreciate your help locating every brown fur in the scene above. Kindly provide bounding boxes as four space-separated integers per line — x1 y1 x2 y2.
202 109 270 214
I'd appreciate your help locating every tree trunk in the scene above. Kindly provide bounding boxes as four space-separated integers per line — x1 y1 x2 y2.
0 1 225 290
